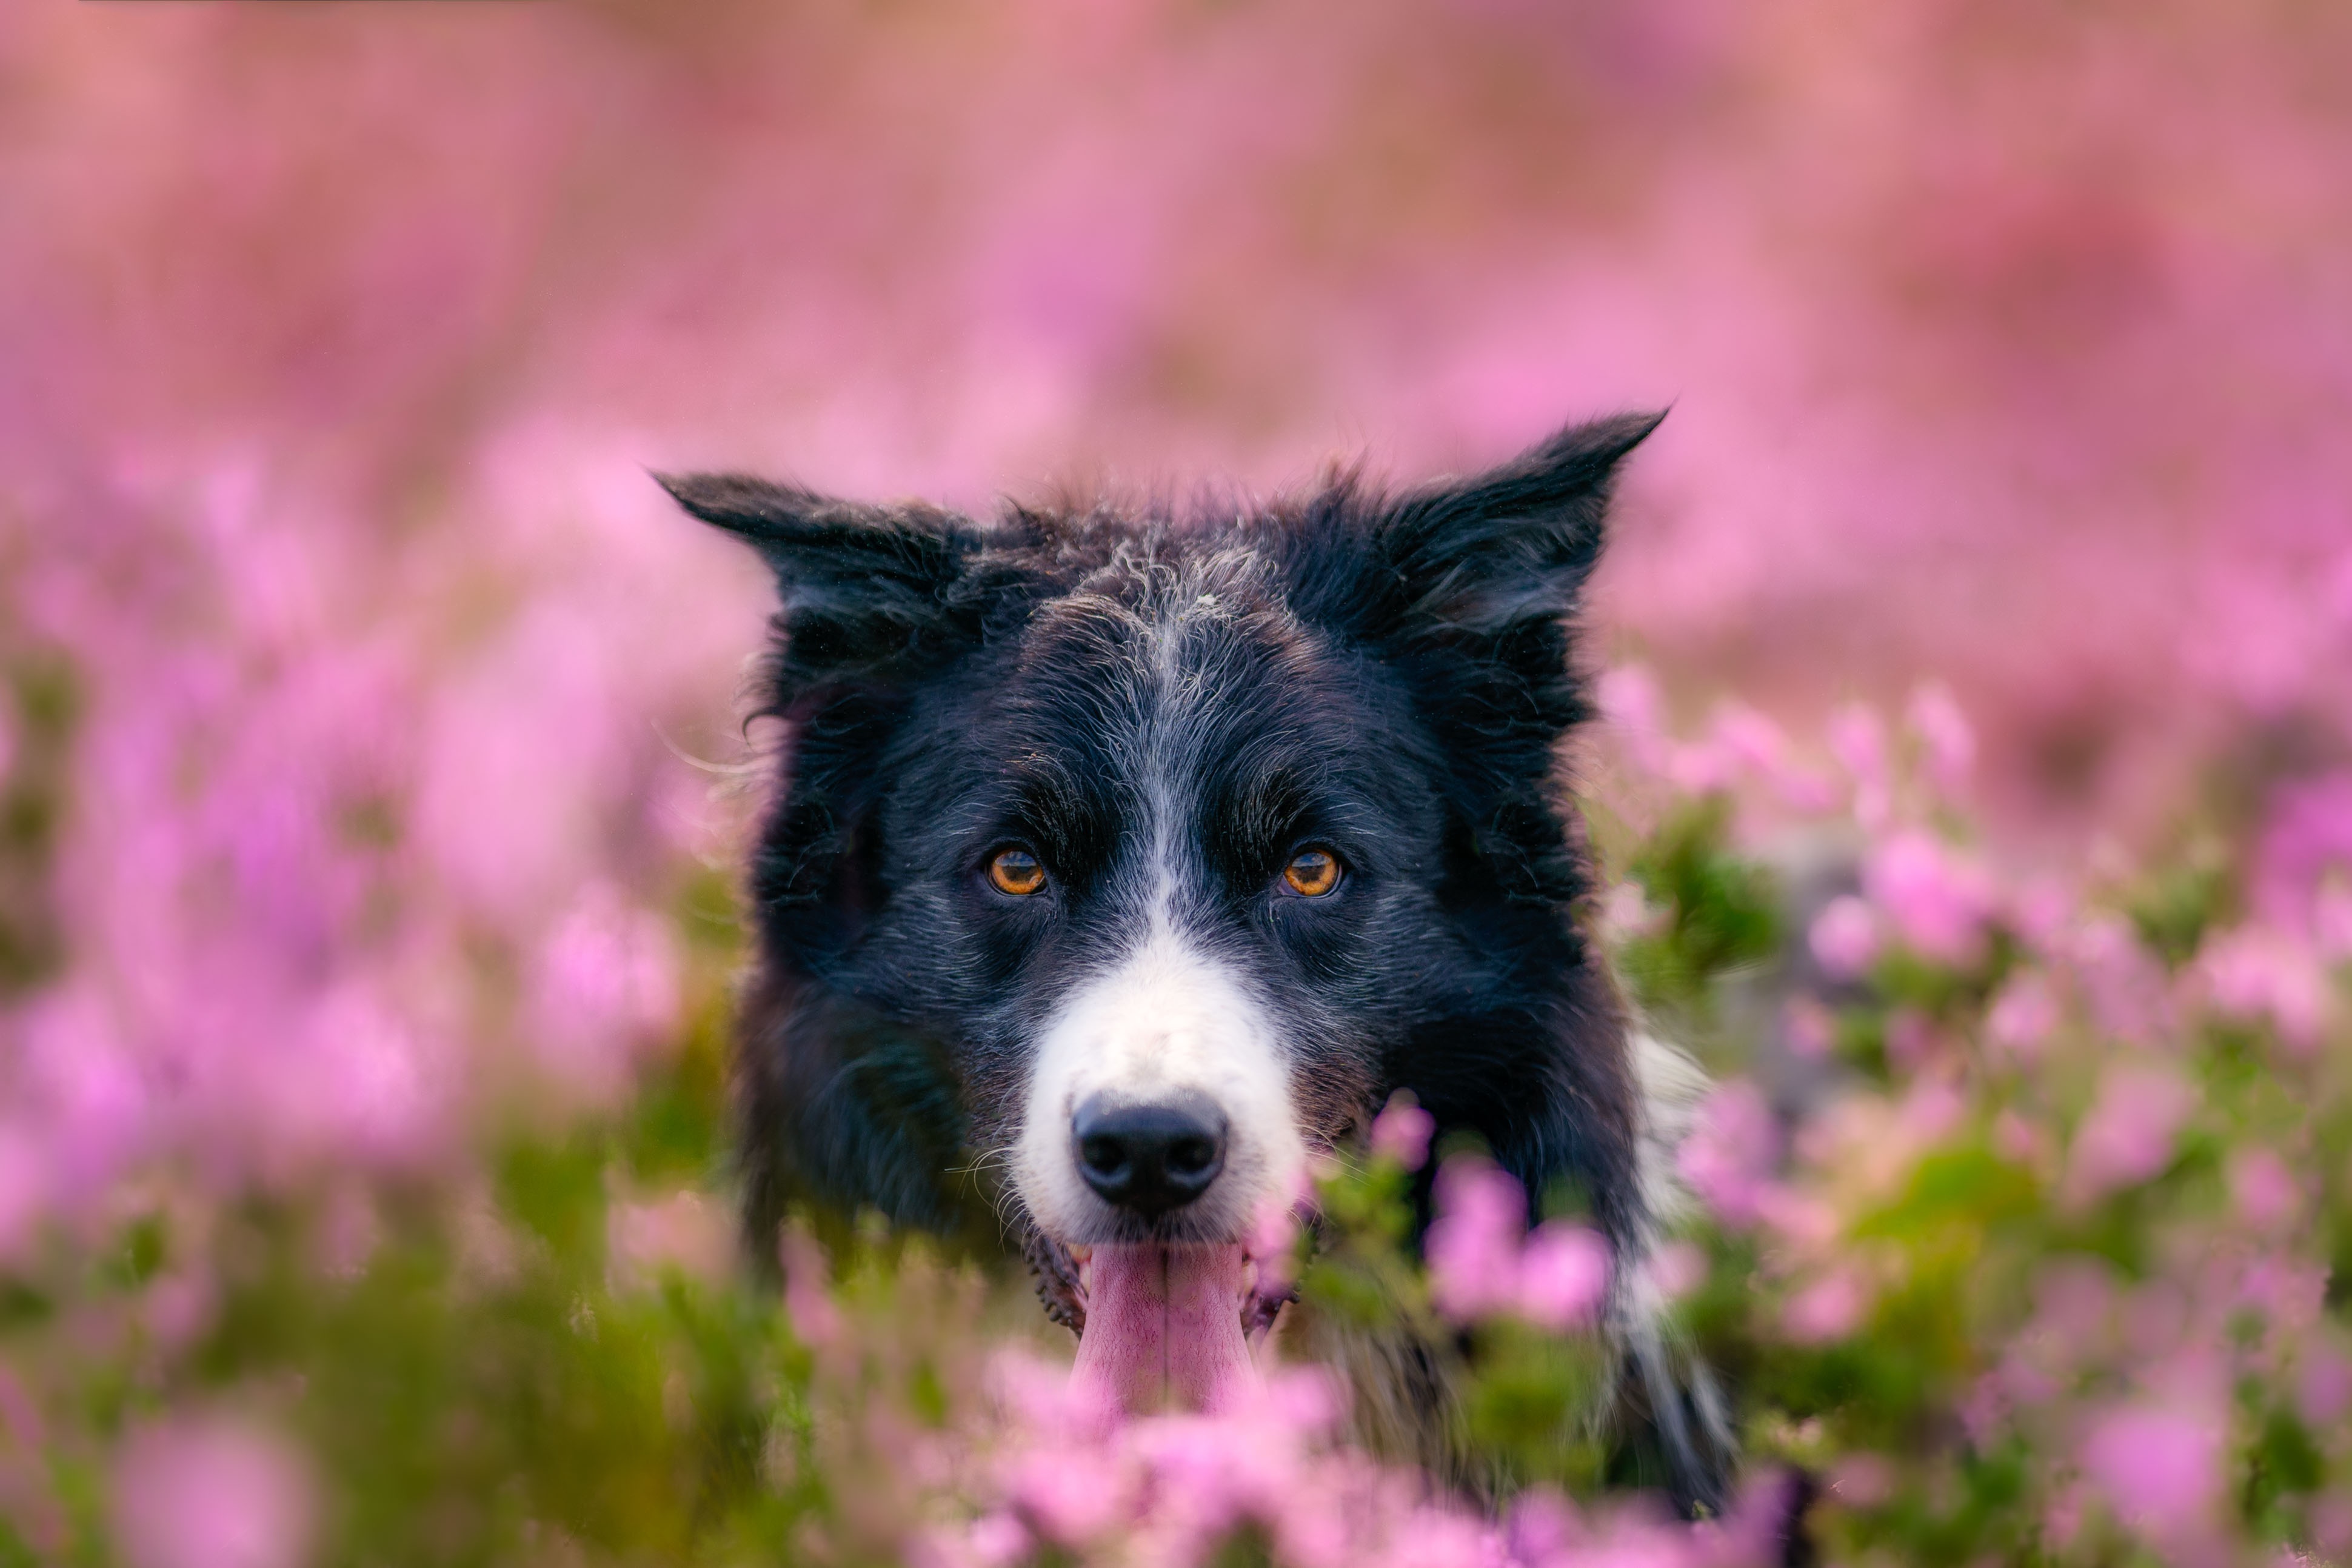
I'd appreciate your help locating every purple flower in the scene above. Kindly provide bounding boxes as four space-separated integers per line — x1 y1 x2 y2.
1863 830 1994 966
1905 683 1977 795
1807 895 1880 981
2066 1064 2193 1203
2080 1404 2222 1543
112 1416 313 1568
1369 1093 1435 1172
1676 1081 1779 1228
1426 1158 1527 1320
1986 972 2059 1061
1517 1223 1609 1330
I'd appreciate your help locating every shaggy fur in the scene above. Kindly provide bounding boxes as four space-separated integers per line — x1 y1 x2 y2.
663 412 1733 1512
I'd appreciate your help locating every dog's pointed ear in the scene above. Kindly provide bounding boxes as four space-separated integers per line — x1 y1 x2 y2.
658 472 985 687
1369 410 1663 635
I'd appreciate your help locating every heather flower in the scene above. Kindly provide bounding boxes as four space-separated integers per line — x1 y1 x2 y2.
1826 703 1891 833
2297 1342 2352 1428
2197 926 2329 1051
2067 1064 2194 1202
1806 895 1879 980
112 1417 313 1568
1427 1158 1528 1319
1905 682 1976 795
1985 971 2059 1061
1676 1081 1779 1228
1369 1091 1435 1171
2080 1404 2223 1543
1780 1267 1866 1343
2227 1147 2300 1232
1862 830 1995 966
779 1228 843 1349
608 1189 733 1292
1517 1222 1609 1330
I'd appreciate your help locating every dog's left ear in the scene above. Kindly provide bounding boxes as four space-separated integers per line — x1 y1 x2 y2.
657 472 987 692
1368 410 1663 635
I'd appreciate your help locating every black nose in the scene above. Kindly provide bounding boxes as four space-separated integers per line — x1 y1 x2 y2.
1072 1093 1228 1218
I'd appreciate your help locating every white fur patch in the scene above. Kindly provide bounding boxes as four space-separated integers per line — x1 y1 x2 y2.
1012 918 1303 1244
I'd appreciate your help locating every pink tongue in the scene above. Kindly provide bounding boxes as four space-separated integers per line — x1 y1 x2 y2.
1071 1243 1259 1415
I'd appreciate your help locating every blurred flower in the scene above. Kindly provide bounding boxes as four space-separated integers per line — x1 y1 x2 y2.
2067 1064 2193 1203
1517 1223 1609 1330
779 1228 842 1349
1426 1158 1526 1319
529 883 683 1104
1781 1268 1866 1344
1985 971 2060 1062
1807 895 1879 981
2080 1404 2222 1544
1826 703 1891 833
609 1190 733 1292
113 1416 313 1568
2197 926 2329 1052
1905 683 1976 796
1863 831 1994 966
1676 1081 1779 1229
1369 1091 1435 1172
2227 1148 2301 1232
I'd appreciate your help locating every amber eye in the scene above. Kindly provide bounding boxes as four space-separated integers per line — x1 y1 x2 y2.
1281 847 1342 898
987 847 1047 896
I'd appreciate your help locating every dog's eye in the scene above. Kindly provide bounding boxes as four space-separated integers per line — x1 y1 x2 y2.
987 847 1047 896
1280 847 1342 898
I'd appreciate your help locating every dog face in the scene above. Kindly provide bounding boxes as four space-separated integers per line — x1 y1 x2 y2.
664 413 1661 1381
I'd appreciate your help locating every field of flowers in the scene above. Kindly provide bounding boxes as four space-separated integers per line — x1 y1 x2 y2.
4 2 2351 1566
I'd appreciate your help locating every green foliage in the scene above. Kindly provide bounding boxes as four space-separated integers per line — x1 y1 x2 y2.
1615 795 1781 1029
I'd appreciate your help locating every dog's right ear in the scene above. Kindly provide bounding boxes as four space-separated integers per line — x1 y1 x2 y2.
657 472 986 690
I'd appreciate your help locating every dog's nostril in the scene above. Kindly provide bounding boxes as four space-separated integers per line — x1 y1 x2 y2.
1070 1092 1228 1218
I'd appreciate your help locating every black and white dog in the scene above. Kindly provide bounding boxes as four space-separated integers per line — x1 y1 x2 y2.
663 414 1731 1510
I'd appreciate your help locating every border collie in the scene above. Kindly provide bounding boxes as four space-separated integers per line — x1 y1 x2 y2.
662 413 1731 1511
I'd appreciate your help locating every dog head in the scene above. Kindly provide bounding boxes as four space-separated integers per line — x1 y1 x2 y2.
665 413 1661 1407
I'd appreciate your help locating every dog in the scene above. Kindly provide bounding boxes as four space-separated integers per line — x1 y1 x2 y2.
661 413 1734 1513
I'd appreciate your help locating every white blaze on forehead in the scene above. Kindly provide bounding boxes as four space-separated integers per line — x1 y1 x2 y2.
1014 596 1302 1242
1013 915 1303 1242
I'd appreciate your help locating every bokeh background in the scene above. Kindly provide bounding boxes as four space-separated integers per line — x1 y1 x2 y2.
9 0 2352 1273
4 5 2352 1561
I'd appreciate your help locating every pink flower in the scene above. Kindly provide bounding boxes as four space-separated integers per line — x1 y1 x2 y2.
113 1417 313 1568
2227 1147 2300 1232
1369 1092 1435 1172
1863 831 1996 966
1675 1081 1779 1228
1828 703 1891 832
2080 1404 2222 1540
2297 1342 2352 1427
778 1229 842 1349
1782 1269 1866 1343
1905 683 1976 795
2198 927 2328 1052
1598 665 1672 776
1426 1158 1526 1319
1006 1441 1129 1545
1781 996 1834 1061
1808 895 1880 980
530 884 683 1103
1517 1223 1609 1330
609 1190 734 1292
2067 1064 2194 1202
1985 972 2059 1061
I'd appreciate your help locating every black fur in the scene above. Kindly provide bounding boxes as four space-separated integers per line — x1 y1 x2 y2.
664 412 1728 1507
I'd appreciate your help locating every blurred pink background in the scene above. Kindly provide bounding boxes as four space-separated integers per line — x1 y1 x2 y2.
12 1 2351 826
3 0 2350 1219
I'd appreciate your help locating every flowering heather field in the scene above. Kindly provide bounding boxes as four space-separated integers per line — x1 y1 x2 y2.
4 2 2352 1566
